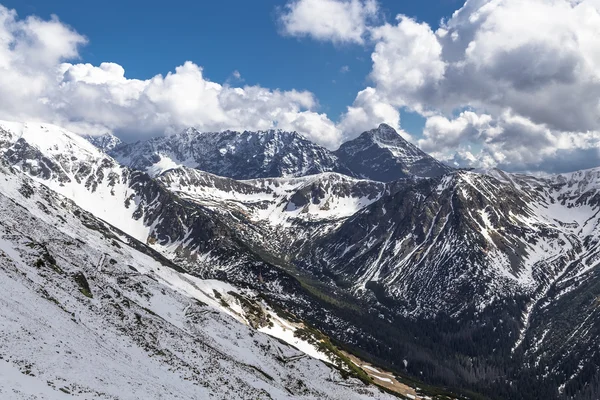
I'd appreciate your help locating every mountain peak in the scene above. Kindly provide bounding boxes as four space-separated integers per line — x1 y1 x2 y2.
0 120 104 159
84 132 122 152
364 123 411 146
374 123 399 135
334 124 453 181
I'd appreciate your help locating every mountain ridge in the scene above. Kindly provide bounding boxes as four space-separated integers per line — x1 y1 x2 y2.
110 127 355 179
107 124 453 181
83 132 122 152
2 119 600 399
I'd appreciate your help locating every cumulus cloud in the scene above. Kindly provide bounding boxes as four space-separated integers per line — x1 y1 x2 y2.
0 5 343 148
0 5 86 122
419 111 496 153
278 0 379 44
369 15 446 112
338 87 401 140
57 61 343 146
420 111 600 172
433 0 600 132
358 0 600 172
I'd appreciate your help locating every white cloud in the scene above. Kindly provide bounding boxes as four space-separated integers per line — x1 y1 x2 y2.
419 111 496 153
359 0 600 172
0 5 87 123
433 0 600 133
338 87 401 140
278 0 379 44
369 15 446 112
0 5 343 148
420 111 600 172
56 61 343 147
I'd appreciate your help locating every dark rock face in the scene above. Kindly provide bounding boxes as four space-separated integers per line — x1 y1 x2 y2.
301 172 549 314
334 124 453 181
110 128 354 179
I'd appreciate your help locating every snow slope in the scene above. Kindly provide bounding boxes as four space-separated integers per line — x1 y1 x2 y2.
0 121 151 242
0 159 392 400
158 167 385 227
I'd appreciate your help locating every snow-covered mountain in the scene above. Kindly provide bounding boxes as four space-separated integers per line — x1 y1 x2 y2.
334 124 453 181
0 121 269 278
317 169 597 308
101 124 452 182
298 168 600 399
157 167 386 256
0 121 149 240
0 156 394 400
3 119 600 399
109 128 354 179
83 132 122 152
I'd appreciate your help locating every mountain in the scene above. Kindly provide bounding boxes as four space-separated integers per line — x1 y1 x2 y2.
334 124 453 181
3 119 600 399
83 132 122 152
110 128 354 179
156 167 386 256
298 168 600 399
104 124 452 182
0 121 257 271
0 155 394 400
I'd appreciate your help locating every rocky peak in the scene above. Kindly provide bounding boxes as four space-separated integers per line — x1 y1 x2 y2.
369 123 407 143
334 124 453 181
83 132 123 152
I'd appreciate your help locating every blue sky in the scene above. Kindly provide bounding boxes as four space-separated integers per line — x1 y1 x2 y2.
3 0 461 137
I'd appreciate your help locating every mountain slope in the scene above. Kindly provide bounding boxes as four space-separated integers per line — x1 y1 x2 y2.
301 171 579 314
157 167 386 256
334 124 453 181
4 119 600 399
0 120 151 240
110 128 354 179
298 168 600 399
0 154 393 400
0 121 285 280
